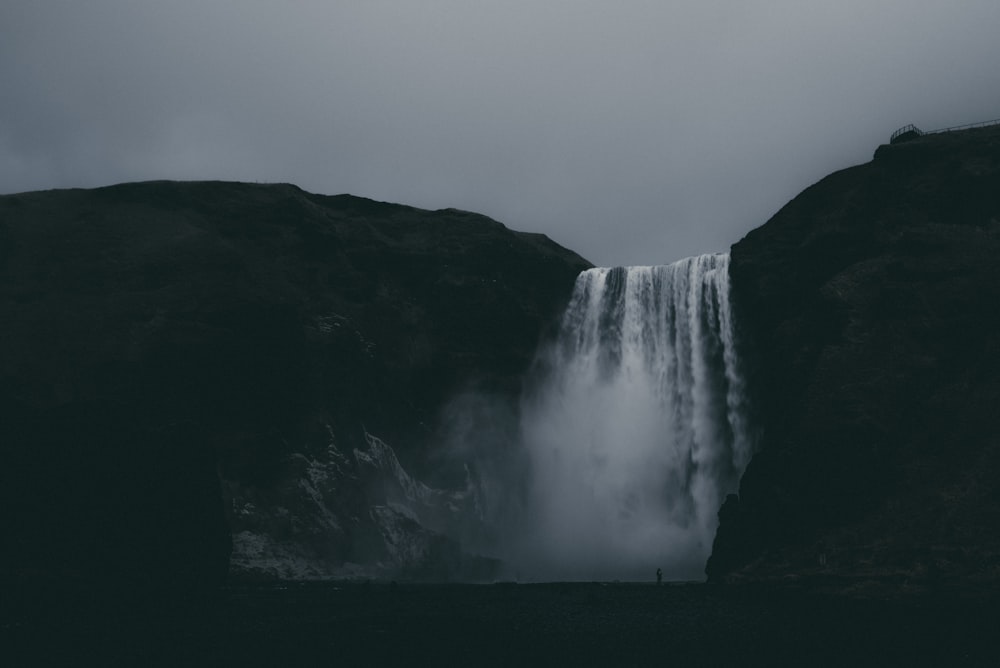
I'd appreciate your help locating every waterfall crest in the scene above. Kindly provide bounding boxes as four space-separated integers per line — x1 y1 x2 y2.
513 252 751 581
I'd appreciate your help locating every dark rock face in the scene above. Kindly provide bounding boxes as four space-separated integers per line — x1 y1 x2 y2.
708 126 1000 589
0 181 588 585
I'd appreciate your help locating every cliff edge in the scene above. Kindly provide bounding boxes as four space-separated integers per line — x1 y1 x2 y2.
709 125 1000 593
0 181 589 586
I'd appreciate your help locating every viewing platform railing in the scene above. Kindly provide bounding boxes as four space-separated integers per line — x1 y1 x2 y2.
890 117 1000 144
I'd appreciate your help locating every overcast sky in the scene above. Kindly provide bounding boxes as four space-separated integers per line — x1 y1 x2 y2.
3 2 999 266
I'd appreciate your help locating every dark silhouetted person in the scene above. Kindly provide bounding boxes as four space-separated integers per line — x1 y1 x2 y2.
656 568 662 585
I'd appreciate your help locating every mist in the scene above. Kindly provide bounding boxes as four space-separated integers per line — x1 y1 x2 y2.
439 254 751 581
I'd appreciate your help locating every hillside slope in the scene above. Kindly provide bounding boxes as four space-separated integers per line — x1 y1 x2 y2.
709 126 1000 592
0 181 590 585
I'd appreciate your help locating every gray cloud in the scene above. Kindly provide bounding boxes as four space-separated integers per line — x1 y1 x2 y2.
3 1 1000 265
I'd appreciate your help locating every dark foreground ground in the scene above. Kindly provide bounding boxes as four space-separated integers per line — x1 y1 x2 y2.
3 579 999 666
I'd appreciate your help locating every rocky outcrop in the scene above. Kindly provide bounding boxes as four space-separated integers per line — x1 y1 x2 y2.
708 126 1000 591
0 181 588 586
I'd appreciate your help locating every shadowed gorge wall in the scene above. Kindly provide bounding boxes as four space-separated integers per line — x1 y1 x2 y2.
0 181 589 584
709 125 1000 588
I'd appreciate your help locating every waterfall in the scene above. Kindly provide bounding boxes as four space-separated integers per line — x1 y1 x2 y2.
512 252 751 581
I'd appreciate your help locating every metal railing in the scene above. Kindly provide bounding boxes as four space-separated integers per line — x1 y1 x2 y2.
890 117 1000 144
927 117 1000 135
890 124 924 143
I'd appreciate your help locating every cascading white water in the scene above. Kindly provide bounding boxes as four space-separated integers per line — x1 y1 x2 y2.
512 252 751 581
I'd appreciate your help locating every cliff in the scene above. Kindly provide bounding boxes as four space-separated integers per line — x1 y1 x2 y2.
0 181 589 586
709 125 1000 592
